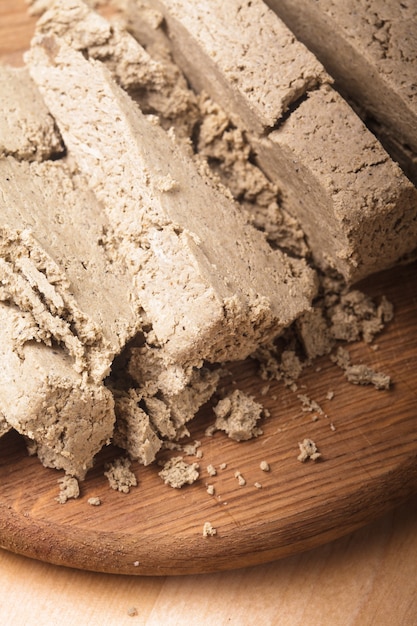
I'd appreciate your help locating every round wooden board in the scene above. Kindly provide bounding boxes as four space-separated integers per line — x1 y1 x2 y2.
0 262 416 575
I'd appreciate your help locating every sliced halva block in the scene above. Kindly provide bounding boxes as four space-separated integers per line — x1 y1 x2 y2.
150 0 417 283
265 0 417 177
0 65 63 161
26 35 316 373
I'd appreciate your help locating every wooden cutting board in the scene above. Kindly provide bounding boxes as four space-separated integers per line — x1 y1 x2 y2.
0 260 416 576
1 0 417 576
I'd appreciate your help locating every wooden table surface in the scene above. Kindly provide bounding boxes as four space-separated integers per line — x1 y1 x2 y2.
1 1 417 624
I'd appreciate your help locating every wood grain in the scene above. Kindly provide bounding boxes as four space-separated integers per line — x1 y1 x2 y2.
1 0 417 577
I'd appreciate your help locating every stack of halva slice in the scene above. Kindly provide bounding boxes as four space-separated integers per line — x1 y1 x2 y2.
0 0 416 482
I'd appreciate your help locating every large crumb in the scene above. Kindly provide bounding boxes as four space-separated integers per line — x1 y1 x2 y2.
297 438 322 462
158 456 199 488
55 475 80 504
104 457 137 493
202 521 217 537
213 389 264 441
332 347 391 390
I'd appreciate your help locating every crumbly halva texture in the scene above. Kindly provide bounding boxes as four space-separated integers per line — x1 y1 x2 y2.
151 0 417 283
158 456 199 488
255 271 396 387
0 155 145 477
332 347 391 390
213 389 264 442
104 456 138 493
202 521 217 537
0 303 114 479
56 475 80 504
26 32 316 371
265 0 417 180
297 438 321 463
150 0 330 135
34 0 166 92
253 85 417 283
35 0 200 141
0 66 63 162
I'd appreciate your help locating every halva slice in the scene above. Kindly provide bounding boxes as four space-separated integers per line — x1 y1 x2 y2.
27 34 317 372
0 302 113 479
151 0 417 283
0 156 140 381
266 0 417 180
0 65 63 161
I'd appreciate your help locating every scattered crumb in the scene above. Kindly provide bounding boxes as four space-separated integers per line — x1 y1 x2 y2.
56 475 80 504
234 470 246 486
326 390 335 400
206 464 217 476
297 393 326 416
213 389 264 441
182 440 202 456
330 422 336 431
218 462 227 470
127 607 138 617
332 347 391 389
104 456 137 493
202 521 217 537
133 561 140 567
254 482 262 489
297 438 322 462
87 496 101 506
344 364 391 390
158 456 199 488
260 460 270 472
206 484 215 495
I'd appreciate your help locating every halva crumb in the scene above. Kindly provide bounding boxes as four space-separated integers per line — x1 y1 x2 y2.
87 496 101 506
56 475 80 504
206 464 217 476
213 389 264 441
297 438 322 462
127 606 138 617
260 460 270 472
234 470 246 486
104 456 137 493
202 521 217 537
158 456 199 488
